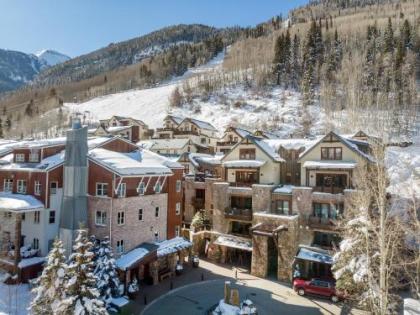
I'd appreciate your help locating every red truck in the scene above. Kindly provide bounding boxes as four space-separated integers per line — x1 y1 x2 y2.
293 278 342 303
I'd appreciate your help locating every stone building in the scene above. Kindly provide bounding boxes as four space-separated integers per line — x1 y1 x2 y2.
184 131 373 282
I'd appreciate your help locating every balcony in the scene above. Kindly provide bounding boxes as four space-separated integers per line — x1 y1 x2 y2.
312 186 345 194
225 208 252 221
306 215 339 231
173 130 200 136
229 182 256 188
216 141 238 146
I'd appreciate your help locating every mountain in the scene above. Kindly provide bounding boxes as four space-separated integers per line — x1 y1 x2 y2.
36 49 70 66
0 49 44 93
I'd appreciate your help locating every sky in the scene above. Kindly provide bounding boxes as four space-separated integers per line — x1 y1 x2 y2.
0 0 308 58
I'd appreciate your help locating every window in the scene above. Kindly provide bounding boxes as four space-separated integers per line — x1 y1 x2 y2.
175 202 181 215
176 180 182 193
116 240 124 253
29 153 39 162
17 180 27 194
117 183 126 197
231 221 251 236
15 153 25 162
175 225 180 237
95 211 107 226
273 200 290 215
239 148 256 160
138 182 145 195
50 182 58 195
117 211 125 225
154 181 161 193
3 179 13 192
231 196 252 210
34 211 40 223
235 171 257 185
315 174 347 192
49 211 55 224
33 238 39 250
155 207 159 218
313 203 343 219
138 209 143 221
321 147 342 160
22 213 25 221
96 183 108 196
34 181 41 196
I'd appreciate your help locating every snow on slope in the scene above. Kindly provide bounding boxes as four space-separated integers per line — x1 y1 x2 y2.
64 52 322 137
0 278 31 315
386 136 420 198
36 49 70 66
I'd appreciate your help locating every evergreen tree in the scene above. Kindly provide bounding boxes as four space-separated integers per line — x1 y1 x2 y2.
30 239 68 315
273 33 285 85
273 30 291 86
383 17 394 54
93 237 121 307
400 19 413 50
301 20 318 105
58 229 107 315
290 34 301 89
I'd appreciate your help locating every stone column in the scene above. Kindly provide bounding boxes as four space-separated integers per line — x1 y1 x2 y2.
252 185 274 212
212 182 229 233
277 219 299 282
251 235 267 278
168 253 177 275
150 261 159 285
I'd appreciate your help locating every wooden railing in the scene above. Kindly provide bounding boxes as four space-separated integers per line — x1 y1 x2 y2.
312 186 345 194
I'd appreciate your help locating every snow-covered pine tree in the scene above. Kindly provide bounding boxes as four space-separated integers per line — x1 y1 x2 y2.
30 238 68 315
94 237 121 307
58 229 108 315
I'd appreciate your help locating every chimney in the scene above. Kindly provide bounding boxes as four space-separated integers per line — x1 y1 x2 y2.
59 119 88 256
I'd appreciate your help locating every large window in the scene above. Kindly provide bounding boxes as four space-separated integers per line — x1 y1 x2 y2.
96 183 108 197
50 182 58 194
95 211 107 226
49 211 55 224
29 153 39 162
313 203 343 219
154 181 161 193
137 182 145 195
34 211 40 223
34 181 41 196
321 147 342 160
15 153 25 162
117 211 125 225
3 179 13 192
116 240 124 253
117 183 126 197
231 196 252 209
239 148 256 160
235 171 257 185
316 174 347 191
313 232 341 249
231 221 251 236
17 180 27 194
272 200 290 215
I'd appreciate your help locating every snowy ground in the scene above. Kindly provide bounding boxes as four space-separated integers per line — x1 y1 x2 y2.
0 274 31 315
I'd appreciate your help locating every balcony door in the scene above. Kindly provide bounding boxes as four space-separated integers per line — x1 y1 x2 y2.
235 171 258 186
315 173 347 193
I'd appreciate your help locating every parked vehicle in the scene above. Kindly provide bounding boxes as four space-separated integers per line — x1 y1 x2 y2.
293 278 341 303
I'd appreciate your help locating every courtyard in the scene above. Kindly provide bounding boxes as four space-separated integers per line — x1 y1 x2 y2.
124 258 367 315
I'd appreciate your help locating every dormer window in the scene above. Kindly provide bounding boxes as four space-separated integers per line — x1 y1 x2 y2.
137 182 145 195
15 154 25 163
321 147 342 160
154 181 161 193
29 153 39 162
239 149 256 160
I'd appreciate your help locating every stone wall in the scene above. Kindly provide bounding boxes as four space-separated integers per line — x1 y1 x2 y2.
211 182 230 234
252 185 274 212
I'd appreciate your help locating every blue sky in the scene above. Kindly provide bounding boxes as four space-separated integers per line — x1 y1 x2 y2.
0 0 308 57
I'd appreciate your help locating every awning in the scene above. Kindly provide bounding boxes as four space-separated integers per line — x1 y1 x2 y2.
303 161 357 169
223 160 265 168
251 223 288 237
155 237 192 257
214 234 252 252
295 247 333 265
116 243 158 271
0 193 44 212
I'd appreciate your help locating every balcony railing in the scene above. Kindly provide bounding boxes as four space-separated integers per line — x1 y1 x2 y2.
173 130 200 136
216 141 238 146
229 182 256 188
312 186 345 194
306 215 338 230
225 208 253 221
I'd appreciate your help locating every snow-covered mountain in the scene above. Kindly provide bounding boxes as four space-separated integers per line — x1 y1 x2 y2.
0 48 70 93
36 49 70 66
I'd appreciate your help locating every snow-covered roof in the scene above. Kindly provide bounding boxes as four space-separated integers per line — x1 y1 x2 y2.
223 160 266 168
214 235 253 251
0 151 65 172
263 138 318 151
188 153 223 167
273 185 295 194
183 117 217 131
105 125 132 133
138 138 190 150
155 237 192 257
249 136 284 162
116 247 151 270
111 297 130 308
295 246 333 265
18 257 46 268
0 193 44 212
302 161 357 169
140 149 183 169
165 114 184 125
14 137 67 149
88 148 172 176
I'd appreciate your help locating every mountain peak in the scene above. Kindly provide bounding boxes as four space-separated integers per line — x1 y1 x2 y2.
35 49 70 66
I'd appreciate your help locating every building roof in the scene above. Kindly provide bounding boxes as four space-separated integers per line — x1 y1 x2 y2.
116 243 158 271
0 151 65 172
165 114 184 126
105 125 132 133
138 138 190 151
88 148 172 176
0 193 44 212
295 246 333 265
223 160 266 168
187 153 223 168
214 234 253 252
155 237 192 257
263 138 319 151
135 149 183 169
248 135 284 162
182 117 217 132
302 160 357 169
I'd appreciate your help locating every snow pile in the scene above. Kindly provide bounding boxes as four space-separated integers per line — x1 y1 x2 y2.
155 237 192 257
302 160 357 169
0 280 31 315
385 140 420 199
223 160 265 168
0 193 44 211
116 247 150 271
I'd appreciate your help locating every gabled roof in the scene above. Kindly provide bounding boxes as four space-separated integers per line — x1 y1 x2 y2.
181 117 217 132
103 115 147 127
253 130 280 139
225 126 253 139
222 135 284 163
187 152 223 168
298 131 373 162
262 138 319 152
164 114 184 126
137 138 191 150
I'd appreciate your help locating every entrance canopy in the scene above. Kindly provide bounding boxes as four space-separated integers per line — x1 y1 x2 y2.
295 246 333 265
214 234 252 252
251 223 288 237
116 243 158 271
155 237 192 258
0 193 44 213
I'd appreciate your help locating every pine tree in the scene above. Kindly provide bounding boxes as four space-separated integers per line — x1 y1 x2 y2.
30 239 68 315
383 17 394 54
290 34 301 90
58 229 107 315
400 19 413 50
301 20 318 105
273 34 285 85
94 237 121 307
